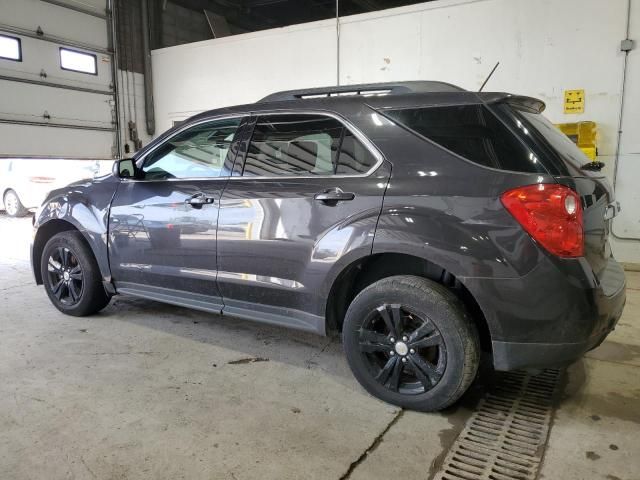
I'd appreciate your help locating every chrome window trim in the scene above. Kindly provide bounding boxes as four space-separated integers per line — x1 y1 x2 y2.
125 110 385 183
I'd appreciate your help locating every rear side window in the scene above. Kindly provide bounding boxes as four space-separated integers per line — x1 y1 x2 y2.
386 105 546 174
336 129 377 175
242 114 377 177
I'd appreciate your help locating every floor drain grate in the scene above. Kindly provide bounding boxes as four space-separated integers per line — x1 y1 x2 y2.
433 369 563 480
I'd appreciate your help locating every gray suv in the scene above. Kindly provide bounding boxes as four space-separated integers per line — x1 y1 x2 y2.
30 81 626 411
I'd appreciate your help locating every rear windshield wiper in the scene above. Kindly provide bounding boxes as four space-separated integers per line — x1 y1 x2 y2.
580 161 605 171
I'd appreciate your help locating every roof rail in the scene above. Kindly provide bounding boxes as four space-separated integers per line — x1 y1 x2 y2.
258 81 465 103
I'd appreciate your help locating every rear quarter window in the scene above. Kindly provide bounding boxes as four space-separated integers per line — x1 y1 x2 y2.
385 104 547 174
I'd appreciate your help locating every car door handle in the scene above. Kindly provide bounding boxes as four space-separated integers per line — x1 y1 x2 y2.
186 193 215 209
314 189 355 203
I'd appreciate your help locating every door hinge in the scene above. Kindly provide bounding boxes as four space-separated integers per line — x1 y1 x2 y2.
621 39 635 52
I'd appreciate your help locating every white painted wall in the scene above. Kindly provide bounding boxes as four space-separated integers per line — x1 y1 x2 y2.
152 19 338 128
151 0 640 262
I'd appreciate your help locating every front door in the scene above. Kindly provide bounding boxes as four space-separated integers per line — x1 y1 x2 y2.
109 116 245 310
217 113 389 332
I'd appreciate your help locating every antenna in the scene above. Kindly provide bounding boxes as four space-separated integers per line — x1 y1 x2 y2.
479 62 500 92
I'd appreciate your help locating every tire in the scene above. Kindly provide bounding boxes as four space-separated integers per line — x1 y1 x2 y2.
342 275 480 412
3 189 28 217
40 231 111 316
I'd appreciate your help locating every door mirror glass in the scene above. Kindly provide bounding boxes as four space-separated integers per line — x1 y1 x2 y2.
114 158 136 178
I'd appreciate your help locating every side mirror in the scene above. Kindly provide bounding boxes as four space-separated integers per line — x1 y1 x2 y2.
113 158 137 179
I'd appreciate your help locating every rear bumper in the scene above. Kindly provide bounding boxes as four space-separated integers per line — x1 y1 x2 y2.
492 311 622 371
463 254 627 371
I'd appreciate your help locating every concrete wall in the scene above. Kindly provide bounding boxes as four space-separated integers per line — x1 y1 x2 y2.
151 0 640 262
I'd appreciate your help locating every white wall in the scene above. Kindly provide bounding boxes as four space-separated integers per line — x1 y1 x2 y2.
152 19 338 128
151 0 640 262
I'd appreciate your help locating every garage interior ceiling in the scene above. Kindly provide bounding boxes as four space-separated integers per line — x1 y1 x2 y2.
152 0 436 48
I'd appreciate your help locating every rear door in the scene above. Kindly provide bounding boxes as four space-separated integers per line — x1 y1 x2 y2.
216 112 389 332
108 116 245 309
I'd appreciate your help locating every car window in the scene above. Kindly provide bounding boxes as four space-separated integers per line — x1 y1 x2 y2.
386 104 547 174
336 129 378 175
242 114 377 177
142 118 242 180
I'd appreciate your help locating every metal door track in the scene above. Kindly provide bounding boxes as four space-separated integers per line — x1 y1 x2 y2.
433 369 563 480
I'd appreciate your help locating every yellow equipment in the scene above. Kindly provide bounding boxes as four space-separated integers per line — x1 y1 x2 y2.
555 121 597 160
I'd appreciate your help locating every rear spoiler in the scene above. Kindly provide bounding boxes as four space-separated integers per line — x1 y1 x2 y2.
505 95 546 113
480 93 545 113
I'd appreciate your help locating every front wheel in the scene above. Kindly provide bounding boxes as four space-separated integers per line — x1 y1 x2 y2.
342 275 480 411
3 189 28 217
41 231 111 316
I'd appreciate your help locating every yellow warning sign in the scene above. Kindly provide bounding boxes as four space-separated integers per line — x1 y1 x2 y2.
564 89 585 114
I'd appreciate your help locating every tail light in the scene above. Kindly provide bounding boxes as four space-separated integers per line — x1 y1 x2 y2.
501 184 583 258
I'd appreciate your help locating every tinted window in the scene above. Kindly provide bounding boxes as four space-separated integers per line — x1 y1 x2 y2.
517 109 590 172
242 114 376 177
142 118 241 180
336 129 378 175
386 105 546 173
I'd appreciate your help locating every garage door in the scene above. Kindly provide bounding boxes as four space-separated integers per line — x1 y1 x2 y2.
0 0 117 159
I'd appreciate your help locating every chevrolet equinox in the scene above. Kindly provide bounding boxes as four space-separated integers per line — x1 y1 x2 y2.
31 81 626 411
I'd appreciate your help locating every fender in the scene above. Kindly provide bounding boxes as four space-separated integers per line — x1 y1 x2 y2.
31 174 120 285
368 201 548 341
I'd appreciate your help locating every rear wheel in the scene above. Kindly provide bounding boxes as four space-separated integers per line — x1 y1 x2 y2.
40 231 111 316
3 189 28 217
342 275 480 411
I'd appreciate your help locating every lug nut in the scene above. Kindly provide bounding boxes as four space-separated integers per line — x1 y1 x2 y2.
390 337 395 343
409 349 415 354
390 351 395 356
402 336 408 342
401 358 407 363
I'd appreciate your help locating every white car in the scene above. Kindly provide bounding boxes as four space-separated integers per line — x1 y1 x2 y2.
0 159 102 217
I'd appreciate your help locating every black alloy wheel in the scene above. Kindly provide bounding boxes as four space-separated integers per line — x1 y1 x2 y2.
343 275 480 411
41 231 111 316
358 303 446 394
46 246 84 306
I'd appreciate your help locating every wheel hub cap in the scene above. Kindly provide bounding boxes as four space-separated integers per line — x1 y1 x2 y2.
394 341 409 356
357 303 447 395
63 271 70 281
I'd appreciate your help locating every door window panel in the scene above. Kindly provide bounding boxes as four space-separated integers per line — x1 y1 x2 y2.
142 118 242 180
242 115 341 177
242 114 378 177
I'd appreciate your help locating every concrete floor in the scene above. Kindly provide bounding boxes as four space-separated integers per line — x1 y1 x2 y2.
0 213 638 480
